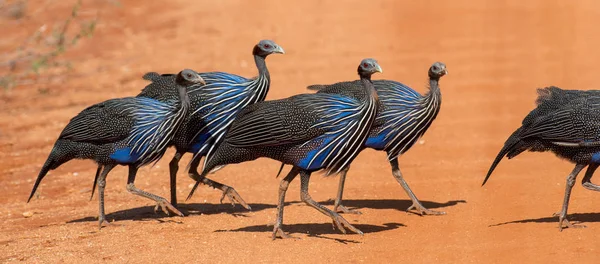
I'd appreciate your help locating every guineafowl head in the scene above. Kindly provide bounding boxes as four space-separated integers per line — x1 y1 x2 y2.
176 69 205 86
428 62 448 80
357 58 383 79
253 40 285 57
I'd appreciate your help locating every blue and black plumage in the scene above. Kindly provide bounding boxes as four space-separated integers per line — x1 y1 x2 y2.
302 62 447 215
187 58 382 239
28 69 205 228
137 40 284 209
483 86 600 231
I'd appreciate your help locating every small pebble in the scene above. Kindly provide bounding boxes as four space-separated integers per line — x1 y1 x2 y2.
23 211 34 218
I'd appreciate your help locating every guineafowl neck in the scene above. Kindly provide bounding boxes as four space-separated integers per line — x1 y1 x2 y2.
177 87 191 111
423 78 442 112
254 55 270 82
360 76 380 103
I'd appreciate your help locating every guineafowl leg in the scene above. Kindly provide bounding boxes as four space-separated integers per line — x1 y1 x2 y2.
333 166 362 214
168 152 184 207
90 165 103 201
125 166 183 217
188 156 250 210
299 170 363 235
272 166 300 240
553 164 586 231
390 158 445 215
581 163 600 191
97 164 115 229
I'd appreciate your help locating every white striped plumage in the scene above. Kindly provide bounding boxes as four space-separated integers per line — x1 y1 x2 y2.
188 72 270 169
383 89 441 160
127 97 190 166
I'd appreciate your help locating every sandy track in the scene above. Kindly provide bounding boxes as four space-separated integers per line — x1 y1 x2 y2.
1 0 599 262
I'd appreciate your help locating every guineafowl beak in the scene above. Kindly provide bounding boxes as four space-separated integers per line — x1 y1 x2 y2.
444 69 448 75
274 46 285 54
191 75 206 86
375 64 383 73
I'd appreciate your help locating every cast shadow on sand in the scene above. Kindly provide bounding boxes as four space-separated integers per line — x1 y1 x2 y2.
66 202 277 224
215 222 405 244
67 198 464 225
321 198 467 214
489 212 600 227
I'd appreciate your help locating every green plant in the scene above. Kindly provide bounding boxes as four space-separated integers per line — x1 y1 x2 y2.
0 0 98 90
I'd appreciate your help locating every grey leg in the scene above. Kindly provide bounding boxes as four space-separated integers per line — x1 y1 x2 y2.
299 170 363 235
97 164 115 229
272 166 300 240
188 156 250 210
90 165 103 201
126 166 183 217
168 152 184 207
582 163 600 191
390 158 445 215
553 164 586 231
333 166 362 214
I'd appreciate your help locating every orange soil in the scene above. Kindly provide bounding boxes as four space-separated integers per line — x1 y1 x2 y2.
1 0 599 263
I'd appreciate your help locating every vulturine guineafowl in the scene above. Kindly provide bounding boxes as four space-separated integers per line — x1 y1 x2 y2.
187 58 382 239
483 86 600 231
28 69 205 228
284 62 447 215
138 40 284 209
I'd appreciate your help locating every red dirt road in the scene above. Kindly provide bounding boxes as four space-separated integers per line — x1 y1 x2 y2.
1 0 599 263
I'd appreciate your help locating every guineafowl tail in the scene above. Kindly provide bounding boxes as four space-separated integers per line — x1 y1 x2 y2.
28 143 74 202
482 127 525 186
275 163 285 178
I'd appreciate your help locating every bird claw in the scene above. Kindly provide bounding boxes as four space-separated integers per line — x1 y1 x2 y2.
407 203 446 216
219 186 251 210
98 216 111 230
553 212 586 231
334 204 362 215
330 212 363 235
272 224 298 240
154 200 184 217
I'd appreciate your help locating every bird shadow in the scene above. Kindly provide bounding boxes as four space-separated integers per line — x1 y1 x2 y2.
490 212 600 227
67 202 277 224
320 199 467 213
215 222 405 243
67 199 465 224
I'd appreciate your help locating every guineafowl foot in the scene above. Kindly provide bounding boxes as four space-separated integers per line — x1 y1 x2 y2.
552 212 586 231
272 224 298 240
201 177 251 210
98 216 111 230
407 203 446 216
300 171 363 236
582 181 600 191
219 186 251 210
334 204 362 215
153 199 184 217
330 212 364 235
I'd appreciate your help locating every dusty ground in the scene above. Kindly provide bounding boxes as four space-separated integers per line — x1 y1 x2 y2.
1 0 599 263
